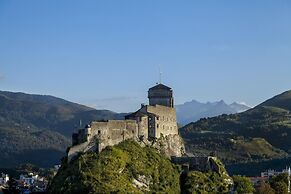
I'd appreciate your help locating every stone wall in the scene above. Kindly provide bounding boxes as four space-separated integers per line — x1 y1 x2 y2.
68 120 138 161
171 156 221 173
145 105 178 138
90 120 138 152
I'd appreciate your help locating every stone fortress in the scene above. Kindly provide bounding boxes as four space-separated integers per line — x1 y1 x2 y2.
67 83 233 186
68 83 185 161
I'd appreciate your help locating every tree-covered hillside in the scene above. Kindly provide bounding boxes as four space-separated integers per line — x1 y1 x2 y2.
47 140 233 194
180 90 291 169
0 91 124 167
47 140 181 194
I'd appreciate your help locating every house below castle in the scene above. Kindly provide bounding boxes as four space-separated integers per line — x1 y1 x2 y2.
68 83 184 162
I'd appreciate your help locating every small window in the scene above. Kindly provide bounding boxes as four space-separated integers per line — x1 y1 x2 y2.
157 124 159 128
98 130 101 134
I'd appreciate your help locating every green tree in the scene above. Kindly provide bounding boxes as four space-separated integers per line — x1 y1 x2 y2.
271 181 288 194
183 171 230 194
233 175 254 194
255 182 275 194
270 173 289 194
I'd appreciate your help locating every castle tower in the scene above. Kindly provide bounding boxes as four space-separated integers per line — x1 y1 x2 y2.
148 83 174 107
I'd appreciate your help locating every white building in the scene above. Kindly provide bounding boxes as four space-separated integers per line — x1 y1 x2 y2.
0 173 9 185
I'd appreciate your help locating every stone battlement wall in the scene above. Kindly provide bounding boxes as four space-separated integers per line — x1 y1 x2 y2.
90 120 138 152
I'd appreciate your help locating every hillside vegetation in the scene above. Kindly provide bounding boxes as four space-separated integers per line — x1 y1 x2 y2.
180 90 291 168
47 140 181 194
0 91 123 167
48 140 233 194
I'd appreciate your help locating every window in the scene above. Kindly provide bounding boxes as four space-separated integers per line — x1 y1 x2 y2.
98 130 101 135
157 124 159 128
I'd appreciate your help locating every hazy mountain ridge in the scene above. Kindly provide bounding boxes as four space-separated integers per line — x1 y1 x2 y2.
0 90 124 167
176 100 251 125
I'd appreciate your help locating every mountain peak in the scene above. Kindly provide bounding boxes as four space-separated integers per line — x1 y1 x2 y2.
176 99 251 125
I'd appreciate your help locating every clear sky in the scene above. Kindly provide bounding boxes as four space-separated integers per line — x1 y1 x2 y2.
0 1 290 112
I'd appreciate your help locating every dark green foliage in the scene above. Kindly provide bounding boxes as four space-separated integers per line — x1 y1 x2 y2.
183 171 230 194
271 181 288 194
255 182 275 194
47 140 181 194
270 173 289 194
0 90 124 167
232 175 254 194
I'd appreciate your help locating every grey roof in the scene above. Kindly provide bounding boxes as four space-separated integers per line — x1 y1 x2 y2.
149 83 172 90
125 108 159 119
125 111 147 119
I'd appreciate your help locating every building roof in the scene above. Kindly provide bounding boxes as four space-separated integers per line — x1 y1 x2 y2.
149 83 172 91
125 111 147 119
124 107 159 119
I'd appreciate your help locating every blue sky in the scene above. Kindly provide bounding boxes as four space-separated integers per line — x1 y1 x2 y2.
0 1 290 112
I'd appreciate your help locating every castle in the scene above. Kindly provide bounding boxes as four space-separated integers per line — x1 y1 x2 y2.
68 83 184 161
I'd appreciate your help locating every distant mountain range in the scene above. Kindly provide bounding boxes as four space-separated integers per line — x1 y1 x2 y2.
176 100 251 125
